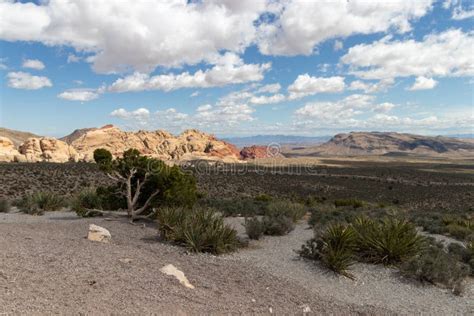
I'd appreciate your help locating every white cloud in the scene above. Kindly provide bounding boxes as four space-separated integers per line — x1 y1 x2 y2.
443 0 474 20
288 75 345 100
110 108 151 123
0 0 267 73
257 0 433 55
374 102 396 113
190 91 200 97
108 53 271 92
349 78 394 93
250 93 286 105
341 29 474 80
333 40 343 51
22 59 45 70
294 94 396 126
67 54 81 63
57 89 99 102
408 76 438 91
6 71 52 90
256 83 281 94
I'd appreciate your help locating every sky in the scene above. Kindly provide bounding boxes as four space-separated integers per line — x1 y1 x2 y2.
0 0 473 138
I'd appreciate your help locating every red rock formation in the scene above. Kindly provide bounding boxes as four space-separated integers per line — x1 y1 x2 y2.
240 145 282 159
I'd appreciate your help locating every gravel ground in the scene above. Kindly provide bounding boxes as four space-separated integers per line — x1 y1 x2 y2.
0 211 384 315
225 217 474 315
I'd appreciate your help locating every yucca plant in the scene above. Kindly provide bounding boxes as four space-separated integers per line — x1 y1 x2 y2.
353 217 425 265
157 207 239 255
156 207 188 240
300 224 357 278
71 188 103 217
19 192 65 215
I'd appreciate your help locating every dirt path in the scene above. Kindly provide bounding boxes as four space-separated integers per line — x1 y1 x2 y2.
0 211 383 315
225 218 474 315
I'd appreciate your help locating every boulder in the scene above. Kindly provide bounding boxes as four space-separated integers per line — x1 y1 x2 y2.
160 264 194 289
87 224 111 243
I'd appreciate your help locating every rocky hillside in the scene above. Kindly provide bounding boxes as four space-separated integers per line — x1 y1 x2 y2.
0 125 242 163
307 132 474 156
0 127 41 147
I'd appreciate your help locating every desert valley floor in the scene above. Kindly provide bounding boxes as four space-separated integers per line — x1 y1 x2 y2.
1 157 473 314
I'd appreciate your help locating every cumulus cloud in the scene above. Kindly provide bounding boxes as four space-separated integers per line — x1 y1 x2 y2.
257 0 433 55
294 94 396 126
256 83 281 94
408 76 438 91
22 59 45 70
6 71 52 90
57 89 99 101
67 54 81 63
250 93 286 105
0 0 267 73
443 0 474 20
349 78 394 93
287 75 345 100
341 29 474 80
108 53 271 92
110 108 151 123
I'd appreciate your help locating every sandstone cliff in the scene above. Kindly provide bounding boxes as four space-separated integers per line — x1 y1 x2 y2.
0 137 22 162
65 125 241 162
19 137 79 162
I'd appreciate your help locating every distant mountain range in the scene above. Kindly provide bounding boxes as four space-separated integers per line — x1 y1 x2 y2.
285 132 474 157
223 135 330 147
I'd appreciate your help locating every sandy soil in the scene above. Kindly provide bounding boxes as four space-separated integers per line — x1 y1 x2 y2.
0 211 383 315
225 218 474 315
1 211 472 315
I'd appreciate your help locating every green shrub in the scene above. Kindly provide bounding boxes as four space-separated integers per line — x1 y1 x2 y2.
308 204 353 227
446 224 472 240
0 198 10 213
93 148 113 166
265 200 307 223
72 188 103 217
96 185 127 211
300 224 357 278
157 207 239 254
18 192 65 215
244 217 265 240
353 217 425 265
400 244 470 293
334 199 364 209
254 194 272 202
262 215 294 236
448 242 474 276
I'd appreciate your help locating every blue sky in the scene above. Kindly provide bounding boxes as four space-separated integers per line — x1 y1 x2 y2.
0 0 473 137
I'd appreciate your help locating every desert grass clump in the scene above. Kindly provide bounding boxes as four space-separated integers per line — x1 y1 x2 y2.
299 224 357 278
448 242 474 276
400 242 470 294
18 192 65 215
244 217 265 240
334 199 364 209
157 207 239 254
72 188 103 217
0 198 10 213
353 217 425 265
265 200 307 223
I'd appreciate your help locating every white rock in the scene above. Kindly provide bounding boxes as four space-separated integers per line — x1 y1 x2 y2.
160 264 194 289
87 224 111 243
302 305 311 313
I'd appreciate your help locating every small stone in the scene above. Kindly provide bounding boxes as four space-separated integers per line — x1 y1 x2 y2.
87 224 111 243
302 305 311 313
251 299 256 303
119 258 133 264
160 264 194 289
